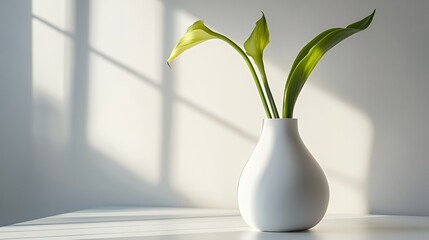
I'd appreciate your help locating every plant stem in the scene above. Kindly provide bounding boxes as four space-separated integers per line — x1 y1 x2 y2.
257 58 279 118
214 33 272 119
282 77 292 118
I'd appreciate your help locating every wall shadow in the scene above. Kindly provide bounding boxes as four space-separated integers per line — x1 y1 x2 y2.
0 0 35 226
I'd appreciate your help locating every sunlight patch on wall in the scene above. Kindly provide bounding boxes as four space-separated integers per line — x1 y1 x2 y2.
89 0 164 84
33 0 69 32
32 0 70 106
32 0 71 146
86 0 165 184
295 82 374 214
87 52 162 184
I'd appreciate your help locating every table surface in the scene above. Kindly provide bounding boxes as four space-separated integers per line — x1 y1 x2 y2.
1 207 429 240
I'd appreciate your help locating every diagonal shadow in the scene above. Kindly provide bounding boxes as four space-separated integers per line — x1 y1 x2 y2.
32 12 258 147
159 0 175 188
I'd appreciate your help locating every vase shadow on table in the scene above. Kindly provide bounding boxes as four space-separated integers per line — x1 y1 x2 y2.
239 230 319 240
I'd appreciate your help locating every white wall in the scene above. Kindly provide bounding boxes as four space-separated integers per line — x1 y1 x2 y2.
1 0 429 225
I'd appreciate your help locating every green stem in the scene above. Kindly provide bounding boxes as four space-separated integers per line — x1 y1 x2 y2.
214 33 272 119
282 77 292 118
258 58 279 118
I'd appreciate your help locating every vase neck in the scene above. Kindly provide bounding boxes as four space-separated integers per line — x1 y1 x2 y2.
262 119 299 136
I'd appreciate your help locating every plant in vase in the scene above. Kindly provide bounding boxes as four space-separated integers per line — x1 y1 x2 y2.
167 10 375 231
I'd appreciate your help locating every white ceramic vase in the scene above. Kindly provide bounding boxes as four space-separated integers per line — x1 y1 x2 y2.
238 118 329 232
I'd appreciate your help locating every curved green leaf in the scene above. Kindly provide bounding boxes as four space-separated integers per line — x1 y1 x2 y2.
282 10 376 118
167 20 217 64
286 28 340 84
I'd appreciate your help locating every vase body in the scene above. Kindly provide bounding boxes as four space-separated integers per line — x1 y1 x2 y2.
238 119 329 232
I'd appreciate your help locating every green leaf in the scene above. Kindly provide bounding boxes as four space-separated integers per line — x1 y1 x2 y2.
167 20 218 64
244 13 279 118
282 10 376 118
244 12 270 67
287 28 340 82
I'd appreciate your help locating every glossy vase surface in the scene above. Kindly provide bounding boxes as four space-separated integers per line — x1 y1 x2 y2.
238 118 329 231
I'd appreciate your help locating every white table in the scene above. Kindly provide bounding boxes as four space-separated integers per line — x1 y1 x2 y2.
1 207 429 239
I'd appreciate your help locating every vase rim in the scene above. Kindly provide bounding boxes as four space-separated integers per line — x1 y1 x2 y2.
263 118 297 121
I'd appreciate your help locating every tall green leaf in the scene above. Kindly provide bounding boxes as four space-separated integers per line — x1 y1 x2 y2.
244 13 270 68
282 10 375 118
244 13 279 118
